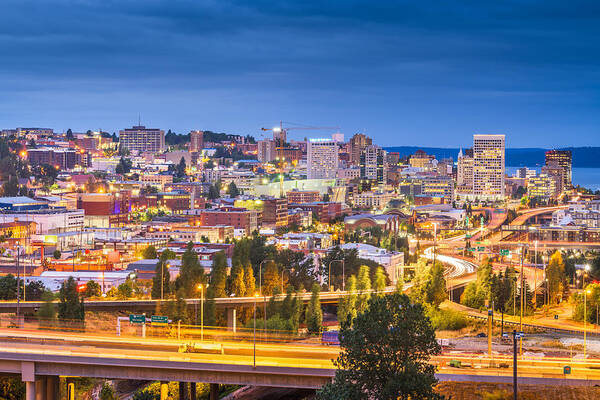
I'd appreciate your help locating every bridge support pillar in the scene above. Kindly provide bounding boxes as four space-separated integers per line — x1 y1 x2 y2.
226 308 236 333
26 381 35 400
209 383 219 400
178 382 188 400
190 382 196 400
35 377 46 400
160 382 169 400
46 376 59 400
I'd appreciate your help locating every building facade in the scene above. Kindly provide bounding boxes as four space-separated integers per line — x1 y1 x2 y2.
307 139 338 179
119 126 165 153
349 133 372 166
473 134 505 200
545 150 572 189
359 145 387 184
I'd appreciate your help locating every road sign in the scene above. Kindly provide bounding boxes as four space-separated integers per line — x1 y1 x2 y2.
500 249 510 256
467 247 476 252
477 246 485 251
554 315 559 320
466 234 472 239
564 366 571 375
129 314 145 324
151 315 168 324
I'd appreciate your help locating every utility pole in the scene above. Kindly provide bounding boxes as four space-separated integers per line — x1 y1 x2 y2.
513 330 518 400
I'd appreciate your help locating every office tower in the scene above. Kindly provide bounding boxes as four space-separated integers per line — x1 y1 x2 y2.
307 139 339 179
349 133 372 165
473 134 505 200
190 130 204 152
360 145 387 184
331 132 344 143
257 140 277 163
409 150 435 169
119 125 165 153
545 150 572 189
273 128 286 147
456 148 474 193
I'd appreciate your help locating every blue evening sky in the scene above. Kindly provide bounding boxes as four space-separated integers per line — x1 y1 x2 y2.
0 1 599 147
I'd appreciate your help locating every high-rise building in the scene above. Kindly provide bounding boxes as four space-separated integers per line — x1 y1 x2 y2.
349 133 372 165
360 145 387 184
456 148 474 194
190 130 204 152
307 139 339 179
273 128 286 147
119 125 165 153
473 134 505 200
545 150 572 189
257 140 276 163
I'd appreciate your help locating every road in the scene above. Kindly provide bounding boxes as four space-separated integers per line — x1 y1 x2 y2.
1 327 600 388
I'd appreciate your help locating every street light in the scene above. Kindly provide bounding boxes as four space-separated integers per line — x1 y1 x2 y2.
161 262 170 300
253 292 259 369
585 288 591 359
197 283 208 341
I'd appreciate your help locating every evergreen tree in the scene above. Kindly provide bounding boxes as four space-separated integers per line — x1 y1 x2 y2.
356 266 371 314
37 291 56 327
228 262 246 297
142 245 158 259
173 289 190 323
318 294 442 400
176 157 187 178
338 275 357 327
151 251 175 299
209 251 228 298
262 261 281 296
176 242 205 297
227 181 240 197
305 283 323 334
424 262 447 308
58 277 85 322
243 263 256 296
83 280 101 298
374 267 386 295
547 250 566 304
204 287 217 326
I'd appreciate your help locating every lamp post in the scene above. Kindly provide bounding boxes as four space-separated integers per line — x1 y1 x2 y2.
197 283 207 341
161 262 170 300
585 288 591 359
253 292 259 369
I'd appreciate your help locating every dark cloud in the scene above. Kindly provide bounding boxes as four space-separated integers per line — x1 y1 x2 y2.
0 0 598 146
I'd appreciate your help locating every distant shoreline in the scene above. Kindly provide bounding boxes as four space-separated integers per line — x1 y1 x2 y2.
383 146 600 168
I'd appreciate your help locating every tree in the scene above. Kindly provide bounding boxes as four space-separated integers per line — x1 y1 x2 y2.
209 251 228 298
176 157 187 178
83 280 102 298
461 257 493 309
115 157 132 174
0 274 17 300
305 283 323 334
53 250 61 260
228 263 246 297
424 262 447 307
227 181 240 197
176 242 206 297
262 261 281 296
100 382 117 400
151 251 176 299
58 277 85 322
243 263 256 296
337 275 357 327
374 267 386 294
37 291 56 327
66 129 74 141
490 270 513 336
142 245 158 260
547 251 566 304
207 184 220 200
318 293 443 400
356 266 371 314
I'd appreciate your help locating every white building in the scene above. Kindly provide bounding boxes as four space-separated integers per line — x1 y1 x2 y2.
257 140 276 163
119 125 165 154
339 243 404 284
0 209 84 234
360 145 387 184
473 134 505 200
307 139 338 179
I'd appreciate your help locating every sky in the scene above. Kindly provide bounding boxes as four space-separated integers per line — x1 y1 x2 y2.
0 1 599 147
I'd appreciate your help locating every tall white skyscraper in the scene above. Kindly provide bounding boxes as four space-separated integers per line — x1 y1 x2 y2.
307 139 338 179
473 134 505 200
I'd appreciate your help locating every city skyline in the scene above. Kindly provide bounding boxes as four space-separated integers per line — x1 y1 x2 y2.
1 1 599 147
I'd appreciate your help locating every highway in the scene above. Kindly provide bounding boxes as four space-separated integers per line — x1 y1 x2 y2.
422 247 478 279
1 327 600 391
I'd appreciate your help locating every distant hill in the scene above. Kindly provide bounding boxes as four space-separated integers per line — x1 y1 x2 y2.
383 146 600 168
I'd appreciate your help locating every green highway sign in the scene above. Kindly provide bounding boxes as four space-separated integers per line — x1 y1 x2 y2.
129 314 145 324
499 249 510 256
151 315 168 324
467 247 476 252
465 234 472 239
477 246 485 251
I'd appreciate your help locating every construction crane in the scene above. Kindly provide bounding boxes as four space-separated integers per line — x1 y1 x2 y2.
260 122 340 197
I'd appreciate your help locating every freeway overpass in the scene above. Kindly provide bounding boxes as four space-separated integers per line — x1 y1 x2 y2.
1 327 600 400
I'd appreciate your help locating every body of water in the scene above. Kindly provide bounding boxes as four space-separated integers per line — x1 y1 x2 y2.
506 167 600 191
